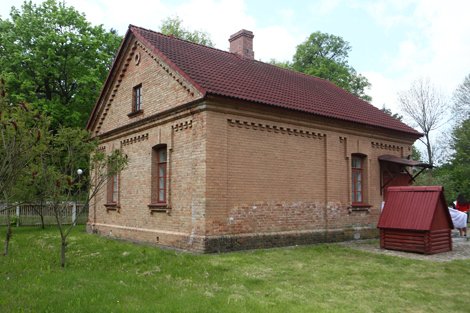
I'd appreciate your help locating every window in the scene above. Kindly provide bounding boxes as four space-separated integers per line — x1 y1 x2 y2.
133 84 142 112
106 164 119 205
351 156 363 203
112 174 118 203
157 148 167 203
151 145 167 205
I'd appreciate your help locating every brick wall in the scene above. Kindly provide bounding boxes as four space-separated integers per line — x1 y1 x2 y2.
202 101 415 252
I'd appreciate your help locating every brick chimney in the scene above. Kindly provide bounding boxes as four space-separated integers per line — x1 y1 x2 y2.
229 29 254 60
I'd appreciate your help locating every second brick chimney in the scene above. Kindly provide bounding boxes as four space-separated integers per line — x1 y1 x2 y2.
229 29 254 60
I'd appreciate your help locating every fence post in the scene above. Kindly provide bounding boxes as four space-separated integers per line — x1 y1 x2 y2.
16 204 20 227
73 202 77 226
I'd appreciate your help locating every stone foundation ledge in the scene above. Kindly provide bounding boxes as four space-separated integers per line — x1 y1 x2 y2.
203 227 379 253
87 223 379 254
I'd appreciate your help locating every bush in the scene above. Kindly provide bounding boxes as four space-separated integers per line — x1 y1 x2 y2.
10 215 19 226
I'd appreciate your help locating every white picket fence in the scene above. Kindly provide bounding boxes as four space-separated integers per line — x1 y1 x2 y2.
0 202 88 226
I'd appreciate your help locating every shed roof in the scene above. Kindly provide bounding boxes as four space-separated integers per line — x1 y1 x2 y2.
377 186 453 231
378 154 433 168
87 25 422 137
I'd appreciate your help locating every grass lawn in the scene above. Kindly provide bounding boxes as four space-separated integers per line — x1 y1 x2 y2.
1 225 469 312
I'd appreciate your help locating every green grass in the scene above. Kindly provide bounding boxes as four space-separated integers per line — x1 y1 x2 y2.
1 226 469 312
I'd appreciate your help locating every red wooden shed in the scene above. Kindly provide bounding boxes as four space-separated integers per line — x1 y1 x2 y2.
377 186 454 255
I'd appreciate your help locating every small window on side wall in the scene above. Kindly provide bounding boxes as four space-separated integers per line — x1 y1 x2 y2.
107 164 119 205
351 156 363 203
133 84 142 112
151 145 167 205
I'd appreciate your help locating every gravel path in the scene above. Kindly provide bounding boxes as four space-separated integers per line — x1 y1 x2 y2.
340 230 470 262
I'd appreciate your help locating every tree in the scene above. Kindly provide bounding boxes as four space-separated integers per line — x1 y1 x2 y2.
380 104 403 121
0 0 122 129
448 117 470 197
0 78 50 255
159 16 214 47
34 127 128 267
397 77 449 167
268 58 292 69
453 73 470 117
292 31 372 102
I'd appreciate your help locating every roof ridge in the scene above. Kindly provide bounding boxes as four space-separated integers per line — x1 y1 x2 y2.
129 24 241 58
130 24 354 87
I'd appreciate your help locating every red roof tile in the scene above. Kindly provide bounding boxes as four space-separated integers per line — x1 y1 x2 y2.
91 25 421 136
377 186 452 230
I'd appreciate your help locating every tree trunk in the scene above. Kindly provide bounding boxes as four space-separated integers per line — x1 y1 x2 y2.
61 239 66 267
425 133 433 168
40 214 45 229
4 219 11 256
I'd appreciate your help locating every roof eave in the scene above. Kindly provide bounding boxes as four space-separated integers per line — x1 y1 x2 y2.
86 28 131 131
206 93 423 138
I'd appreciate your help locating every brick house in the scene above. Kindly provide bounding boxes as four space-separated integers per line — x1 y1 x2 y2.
86 25 424 253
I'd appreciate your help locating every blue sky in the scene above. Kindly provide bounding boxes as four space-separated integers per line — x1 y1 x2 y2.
1 0 469 116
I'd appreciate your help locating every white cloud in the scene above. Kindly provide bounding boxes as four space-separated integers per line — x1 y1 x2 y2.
361 0 470 113
362 70 404 112
360 0 416 30
255 26 299 62
175 0 256 51
309 0 344 15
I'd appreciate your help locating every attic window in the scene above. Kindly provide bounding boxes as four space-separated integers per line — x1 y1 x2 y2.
132 84 142 112
134 52 141 65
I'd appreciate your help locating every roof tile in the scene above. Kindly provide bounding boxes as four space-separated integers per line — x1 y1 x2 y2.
130 25 421 135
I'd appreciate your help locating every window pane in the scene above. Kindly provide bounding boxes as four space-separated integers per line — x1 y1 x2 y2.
352 192 355 202
351 171 354 180
159 190 164 201
113 193 117 202
356 158 361 168
356 192 362 202
356 171 361 181
159 165 165 177
356 182 362 192
159 150 167 163
159 177 164 189
351 181 355 192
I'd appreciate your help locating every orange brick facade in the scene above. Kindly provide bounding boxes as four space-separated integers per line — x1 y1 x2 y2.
87 34 418 253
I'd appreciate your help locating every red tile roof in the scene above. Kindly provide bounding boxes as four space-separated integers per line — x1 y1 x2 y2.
377 186 452 230
89 25 422 136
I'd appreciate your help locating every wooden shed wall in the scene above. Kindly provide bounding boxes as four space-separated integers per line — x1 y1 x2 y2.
380 229 427 253
380 229 452 254
428 229 452 254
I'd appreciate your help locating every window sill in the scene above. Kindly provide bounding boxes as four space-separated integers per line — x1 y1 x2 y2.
104 203 120 213
349 203 371 213
127 109 144 118
148 203 171 214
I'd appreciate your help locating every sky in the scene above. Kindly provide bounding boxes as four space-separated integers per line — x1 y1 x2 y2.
1 0 469 117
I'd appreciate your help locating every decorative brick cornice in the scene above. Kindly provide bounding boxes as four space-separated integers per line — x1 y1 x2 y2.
121 133 149 146
172 120 192 132
228 119 325 139
371 141 402 151
97 146 106 151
